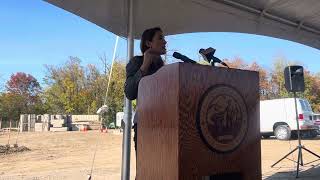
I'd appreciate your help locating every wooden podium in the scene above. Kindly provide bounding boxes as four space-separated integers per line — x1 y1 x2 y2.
137 63 261 180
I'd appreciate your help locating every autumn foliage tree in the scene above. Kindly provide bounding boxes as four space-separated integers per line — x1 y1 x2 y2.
224 56 320 112
224 57 270 100
43 56 126 125
0 72 43 123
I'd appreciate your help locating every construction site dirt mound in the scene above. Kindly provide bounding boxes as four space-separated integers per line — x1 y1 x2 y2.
0 144 30 155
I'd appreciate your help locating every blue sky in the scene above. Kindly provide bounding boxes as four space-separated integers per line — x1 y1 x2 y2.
1 1 320 87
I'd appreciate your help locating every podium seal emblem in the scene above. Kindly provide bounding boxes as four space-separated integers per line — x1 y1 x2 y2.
196 84 248 153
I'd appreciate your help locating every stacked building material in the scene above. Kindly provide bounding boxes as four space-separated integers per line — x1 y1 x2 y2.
34 114 50 132
50 127 68 132
42 114 50 131
71 115 100 122
70 122 88 131
70 115 101 131
19 114 35 132
88 121 102 130
19 114 29 132
19 114 103 132
50 115 68 132
35 123 43 132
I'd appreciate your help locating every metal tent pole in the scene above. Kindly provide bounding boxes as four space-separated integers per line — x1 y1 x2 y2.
121 0 134 179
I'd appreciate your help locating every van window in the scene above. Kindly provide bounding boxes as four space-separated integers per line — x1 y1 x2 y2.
305 100 312 111
299 100 308 111
299 99 312 112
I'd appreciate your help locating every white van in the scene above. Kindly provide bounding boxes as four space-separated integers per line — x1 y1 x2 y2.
313 113 320 134
260 98 318 140
116 111 135 128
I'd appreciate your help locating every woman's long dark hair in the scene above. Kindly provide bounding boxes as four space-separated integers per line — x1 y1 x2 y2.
140 27 162 54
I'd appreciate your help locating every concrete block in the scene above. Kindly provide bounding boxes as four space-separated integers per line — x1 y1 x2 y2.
51 119 66 128
35 123 43 132
50 127 68 132
51 119 66 124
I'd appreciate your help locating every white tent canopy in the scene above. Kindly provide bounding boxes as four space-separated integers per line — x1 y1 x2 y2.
46 0 320 49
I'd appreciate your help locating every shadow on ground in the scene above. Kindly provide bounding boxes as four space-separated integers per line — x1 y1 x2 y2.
264 163 320 180
262 135 320 179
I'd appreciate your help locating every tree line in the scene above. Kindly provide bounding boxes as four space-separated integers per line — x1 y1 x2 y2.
0 56 126 126
1 56 319 126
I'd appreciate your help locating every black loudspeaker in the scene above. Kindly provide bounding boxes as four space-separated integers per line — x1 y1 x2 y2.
284 65 305 92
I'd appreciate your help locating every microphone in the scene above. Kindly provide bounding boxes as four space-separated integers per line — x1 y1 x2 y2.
173 52 197 64
199 48 229 68
199 48 215 62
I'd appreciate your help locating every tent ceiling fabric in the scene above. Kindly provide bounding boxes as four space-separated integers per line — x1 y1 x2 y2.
45 0 320 49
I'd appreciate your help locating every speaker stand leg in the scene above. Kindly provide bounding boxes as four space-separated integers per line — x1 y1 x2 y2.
271 147 298 168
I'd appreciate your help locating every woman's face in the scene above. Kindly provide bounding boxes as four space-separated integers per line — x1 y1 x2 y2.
147 31 167 55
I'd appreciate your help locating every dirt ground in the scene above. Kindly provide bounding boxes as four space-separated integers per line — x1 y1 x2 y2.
0 131 320 180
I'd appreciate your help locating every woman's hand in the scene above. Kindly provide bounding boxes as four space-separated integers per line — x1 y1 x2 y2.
140 48 161 73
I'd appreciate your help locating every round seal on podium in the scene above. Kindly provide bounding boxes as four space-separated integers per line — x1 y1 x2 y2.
196 84 248 153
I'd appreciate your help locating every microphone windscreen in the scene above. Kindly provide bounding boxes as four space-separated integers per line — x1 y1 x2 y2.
172 52 181 59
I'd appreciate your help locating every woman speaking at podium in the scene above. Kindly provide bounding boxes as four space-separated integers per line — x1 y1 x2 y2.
124 26 167 165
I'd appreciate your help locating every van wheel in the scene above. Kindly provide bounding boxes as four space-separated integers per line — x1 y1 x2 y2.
311 130 318 138
274 125 291 140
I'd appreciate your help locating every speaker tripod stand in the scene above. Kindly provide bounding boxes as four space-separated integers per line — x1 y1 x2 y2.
271 92 320 178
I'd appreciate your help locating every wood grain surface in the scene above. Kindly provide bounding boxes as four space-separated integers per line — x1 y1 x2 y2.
137 63 261 180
